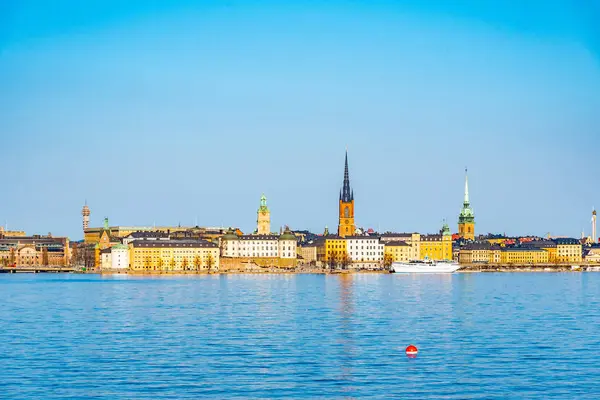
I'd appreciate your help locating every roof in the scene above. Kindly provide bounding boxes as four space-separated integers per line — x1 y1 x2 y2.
501 247 547 252
239 235 280 241
128 231 169 239
554 238 581 245
380 232 418 237
421 234 443 241
462 242 492 250
527 240 557 248
345 235 380 240
385 241 410 247
130 240 217 248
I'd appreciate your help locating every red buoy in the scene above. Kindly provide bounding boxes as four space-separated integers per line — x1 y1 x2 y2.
406 345 418 357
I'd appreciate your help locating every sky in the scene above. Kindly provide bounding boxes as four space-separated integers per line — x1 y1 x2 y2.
1 0 599 240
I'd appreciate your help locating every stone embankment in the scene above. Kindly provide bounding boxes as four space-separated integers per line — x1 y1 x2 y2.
458 264 600 272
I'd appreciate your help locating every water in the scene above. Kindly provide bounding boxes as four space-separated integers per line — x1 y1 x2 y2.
1 273 599 399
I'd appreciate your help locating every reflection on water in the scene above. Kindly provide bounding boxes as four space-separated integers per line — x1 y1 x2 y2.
1 273 600 399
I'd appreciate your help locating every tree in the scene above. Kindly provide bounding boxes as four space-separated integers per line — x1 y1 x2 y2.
206 253 215 272
383 254 394 270
328 252 338 271
193 255 202 272
182 257 189 271
339 252 351 270
157 258 164 271
169 257 176 271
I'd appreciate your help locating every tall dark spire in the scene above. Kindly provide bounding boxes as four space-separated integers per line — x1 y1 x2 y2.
340 149 353 202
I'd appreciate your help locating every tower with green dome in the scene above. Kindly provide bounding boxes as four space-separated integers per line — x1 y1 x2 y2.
458 168 475 240
257 194 271 235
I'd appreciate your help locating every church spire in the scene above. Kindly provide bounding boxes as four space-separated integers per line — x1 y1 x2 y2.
464 168 470 205
341 149 353 202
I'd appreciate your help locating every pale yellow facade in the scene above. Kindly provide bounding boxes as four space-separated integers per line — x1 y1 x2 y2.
130 241 219 272
419 235 452 261
384 242 412 262
556 243 582 263
500 249 549 264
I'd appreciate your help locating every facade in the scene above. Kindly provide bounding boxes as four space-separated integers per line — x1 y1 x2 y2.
257 194 271 235
346 236 384 266
555 238 582 263
129 239 219 272
337 151 356 238
0 236 70 267
500 248 549 264
219 228 298 266
458 169 475 240
299 242 320 264
323 236 348 263
458 243 501 264
384 241 413 262
111 244 129 269
380 233 421 260
419 225 453 261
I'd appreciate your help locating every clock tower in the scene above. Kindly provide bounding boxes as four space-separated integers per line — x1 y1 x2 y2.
338 150 355 237
257 194 271 235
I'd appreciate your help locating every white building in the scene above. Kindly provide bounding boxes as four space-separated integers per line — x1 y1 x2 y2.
346 236 384 265
111 244 129 269
221 229 297 259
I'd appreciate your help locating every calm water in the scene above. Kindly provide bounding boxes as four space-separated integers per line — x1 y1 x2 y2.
1 273 599 399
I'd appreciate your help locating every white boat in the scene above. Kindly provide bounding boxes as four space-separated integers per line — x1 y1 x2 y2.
391 259 460 274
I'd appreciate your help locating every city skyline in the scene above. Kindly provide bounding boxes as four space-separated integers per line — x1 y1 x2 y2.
2 1 599 239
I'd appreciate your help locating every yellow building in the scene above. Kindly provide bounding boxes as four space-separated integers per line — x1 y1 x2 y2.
130 240 219 272
500 248 549 264
380 233 421 260
323 237 348 263
459 243 501 264
555 239 582 263
419 224 453 261
384 241 413 262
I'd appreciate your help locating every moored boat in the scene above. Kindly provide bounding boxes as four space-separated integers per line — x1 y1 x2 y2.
391 259 460 274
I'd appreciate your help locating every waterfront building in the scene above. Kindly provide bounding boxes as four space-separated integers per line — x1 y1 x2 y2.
0 235 70 267
219 227 298 268
554 238 582 263
419 224 453 261
323 236 348 264
384 241 413 262
458 169 475 240
129 239 219 272
346 236 384 268
584 246 600 263
527 240 557 263
380 232 421 260
337 151 356 238
299 241 321 264
257 194 271 235
458 243 501 264
500 248 549 264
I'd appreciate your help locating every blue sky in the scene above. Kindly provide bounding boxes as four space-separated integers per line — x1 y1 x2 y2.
1 0 599 240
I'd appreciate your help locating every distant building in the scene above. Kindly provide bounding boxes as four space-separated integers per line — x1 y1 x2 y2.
0 235 70 267
346 235 384 268
256 194 271 235
384 241 413 262
130 239 219 272
458 169 475 240
380 233 421 260
219 228 298 267
337 150 356 238
420 223 453 261
554 238 582 263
